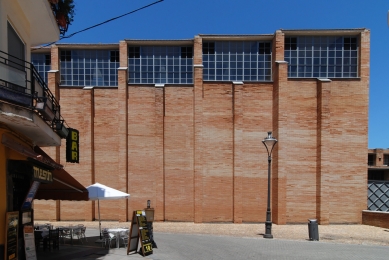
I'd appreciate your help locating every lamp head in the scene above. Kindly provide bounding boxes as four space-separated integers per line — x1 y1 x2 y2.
262 131 278 156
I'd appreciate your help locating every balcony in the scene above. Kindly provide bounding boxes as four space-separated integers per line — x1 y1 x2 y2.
0 50 69 146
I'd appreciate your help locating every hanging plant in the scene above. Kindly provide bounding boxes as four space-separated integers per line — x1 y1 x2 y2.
57 0 75 25
51 0 75 35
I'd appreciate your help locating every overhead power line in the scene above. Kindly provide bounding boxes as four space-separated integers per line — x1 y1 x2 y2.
34 0 164 49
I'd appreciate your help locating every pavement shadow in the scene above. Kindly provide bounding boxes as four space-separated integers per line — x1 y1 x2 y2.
35 236 114 260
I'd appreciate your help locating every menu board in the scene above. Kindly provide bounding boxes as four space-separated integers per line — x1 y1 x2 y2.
23 225 37 260
127 210 153 256
5 211 19 260
127 212 139 254
137 214 152 255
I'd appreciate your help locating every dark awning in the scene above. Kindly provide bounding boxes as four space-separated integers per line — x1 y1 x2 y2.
34 167 89 201
2 133 88 201
33 146 89 201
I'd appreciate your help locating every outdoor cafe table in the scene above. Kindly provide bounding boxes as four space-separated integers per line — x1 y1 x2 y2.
61 226 82 245
107 228 129 248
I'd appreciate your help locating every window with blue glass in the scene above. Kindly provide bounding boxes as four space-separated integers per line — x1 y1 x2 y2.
285 36 359 78
60 50 119 86
31 53 51 83
202 41 272 81
128 46 193 84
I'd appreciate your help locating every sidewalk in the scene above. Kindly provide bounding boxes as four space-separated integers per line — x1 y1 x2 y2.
35 220 389 246
33 223 389 260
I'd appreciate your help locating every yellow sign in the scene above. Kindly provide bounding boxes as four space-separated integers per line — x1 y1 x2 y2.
142 243 153 254
32 166 52 183
66 128 79 163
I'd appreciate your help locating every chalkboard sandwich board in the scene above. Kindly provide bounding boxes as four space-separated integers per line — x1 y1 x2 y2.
5 211 19 260
127 210 153 256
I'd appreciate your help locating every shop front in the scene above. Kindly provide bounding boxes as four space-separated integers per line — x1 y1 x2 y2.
0 130 88 260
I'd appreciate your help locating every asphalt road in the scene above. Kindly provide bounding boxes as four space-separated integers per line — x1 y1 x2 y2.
149 232 389 260
37 228 389 260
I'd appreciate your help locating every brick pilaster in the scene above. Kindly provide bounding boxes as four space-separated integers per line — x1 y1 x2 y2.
233 81 244 223
118 66 128 221
272 60 288 225
193 35 204 223
155 85 164 221
316 78 332 224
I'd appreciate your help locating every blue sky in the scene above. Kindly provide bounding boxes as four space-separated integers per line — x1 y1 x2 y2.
58 0 389 148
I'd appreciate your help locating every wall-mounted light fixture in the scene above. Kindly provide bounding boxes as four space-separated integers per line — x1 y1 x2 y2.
54 119 69 138
35 97 55 121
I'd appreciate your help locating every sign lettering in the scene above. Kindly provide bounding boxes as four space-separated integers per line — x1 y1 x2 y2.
32 166 52 183
66 128 79 163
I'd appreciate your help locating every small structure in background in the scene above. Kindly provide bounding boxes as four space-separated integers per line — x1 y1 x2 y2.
144 200 157 248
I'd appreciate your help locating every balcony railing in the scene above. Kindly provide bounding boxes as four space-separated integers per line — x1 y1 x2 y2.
0 50 69 138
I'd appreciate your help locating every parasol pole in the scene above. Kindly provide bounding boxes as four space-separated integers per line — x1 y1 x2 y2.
98 199 102 239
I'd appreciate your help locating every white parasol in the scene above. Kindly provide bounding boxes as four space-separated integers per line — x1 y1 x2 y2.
86 182 130 239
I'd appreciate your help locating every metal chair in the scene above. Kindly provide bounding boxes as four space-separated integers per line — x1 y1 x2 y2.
102 229 116 248
119 229 129 248
80 226 88 242
59 227 71 244
48 228 60 251
72 227 83 244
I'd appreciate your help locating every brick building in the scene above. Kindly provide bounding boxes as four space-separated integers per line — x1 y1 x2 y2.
32 28 370 224
368 149 389 181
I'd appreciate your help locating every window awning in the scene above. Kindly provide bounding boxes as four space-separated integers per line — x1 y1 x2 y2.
2 133 88 201
33 146 89 201
34 167 89 201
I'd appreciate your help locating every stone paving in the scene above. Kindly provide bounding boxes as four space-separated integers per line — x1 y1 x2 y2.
35 220 389 246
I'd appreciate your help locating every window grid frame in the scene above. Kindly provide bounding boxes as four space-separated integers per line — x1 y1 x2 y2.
31 53 51 84
128 46 193 84
285 36 359 78
202 41 272 82
59 49 120 87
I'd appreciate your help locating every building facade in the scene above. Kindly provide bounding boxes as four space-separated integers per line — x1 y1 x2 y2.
0 1 85 259
366 149 389 221
368 149 389 181
32 29 370 225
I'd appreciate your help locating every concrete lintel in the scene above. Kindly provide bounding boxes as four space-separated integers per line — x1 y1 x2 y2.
317 78 332 82
232 81 243 85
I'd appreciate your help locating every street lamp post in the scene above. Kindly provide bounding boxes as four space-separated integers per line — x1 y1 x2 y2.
262 131 278 239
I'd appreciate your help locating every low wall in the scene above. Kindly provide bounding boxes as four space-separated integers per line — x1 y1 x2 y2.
362 210 389 229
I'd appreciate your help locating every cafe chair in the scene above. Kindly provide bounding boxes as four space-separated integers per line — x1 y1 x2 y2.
80 226 88 242
72 227 83 244
59 227 71 244
48 228 60 251
119 230 129 248
102 229 116 249
34 230 44 251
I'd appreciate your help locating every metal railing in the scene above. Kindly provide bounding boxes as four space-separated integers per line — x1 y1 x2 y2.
368 181 389 212
0 50 69 138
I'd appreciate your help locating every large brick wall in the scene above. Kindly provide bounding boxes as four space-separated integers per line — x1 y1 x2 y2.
164 87 194 221
35 29 369 224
